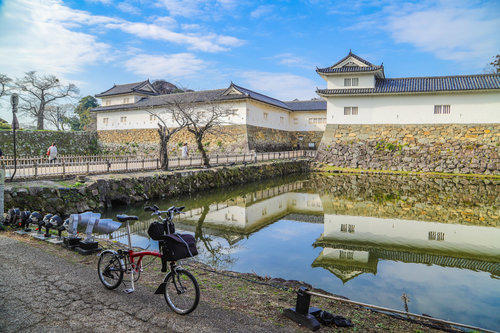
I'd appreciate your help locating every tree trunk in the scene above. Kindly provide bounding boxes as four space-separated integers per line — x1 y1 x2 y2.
196 135 209 166
158 125 170 170
37 111 44 130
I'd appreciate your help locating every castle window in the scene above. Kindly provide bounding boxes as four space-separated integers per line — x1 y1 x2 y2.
104 100 111 106
120 116 127 123
344 78 359 86
293 117 298 125
149 114 155 121
344 106 358 115
280 116 284 124
123 97 130 104
263 112 268 120
434 105 451 114
103 118 109 125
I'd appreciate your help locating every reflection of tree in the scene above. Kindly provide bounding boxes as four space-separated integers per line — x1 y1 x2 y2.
194 205 238 270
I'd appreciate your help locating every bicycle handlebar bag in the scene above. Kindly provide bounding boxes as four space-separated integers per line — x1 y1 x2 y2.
162 233 198 261
148 221 175 240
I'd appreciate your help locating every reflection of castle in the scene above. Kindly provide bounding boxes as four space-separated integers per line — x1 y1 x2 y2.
179 182 323 236
313 215 500 283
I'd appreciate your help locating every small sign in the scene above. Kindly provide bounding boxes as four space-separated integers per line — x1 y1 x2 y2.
10 93 19 108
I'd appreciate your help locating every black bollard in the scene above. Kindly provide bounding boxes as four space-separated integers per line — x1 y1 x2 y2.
283 287 321 331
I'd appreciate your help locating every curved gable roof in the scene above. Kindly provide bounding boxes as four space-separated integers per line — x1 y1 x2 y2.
95 80 159 97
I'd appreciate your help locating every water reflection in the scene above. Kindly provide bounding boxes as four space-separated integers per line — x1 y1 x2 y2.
102 173 500 330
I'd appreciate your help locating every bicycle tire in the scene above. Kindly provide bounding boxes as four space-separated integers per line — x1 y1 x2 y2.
163 269 200 315
98 251 124 290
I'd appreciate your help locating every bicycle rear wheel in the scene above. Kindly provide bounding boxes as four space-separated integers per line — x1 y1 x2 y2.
98 251 124 289
163 269 200 315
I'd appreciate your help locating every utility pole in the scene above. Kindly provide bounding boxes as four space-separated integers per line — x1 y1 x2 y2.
10 93 19 181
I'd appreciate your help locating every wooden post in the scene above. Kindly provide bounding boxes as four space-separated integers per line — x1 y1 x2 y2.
156 158 159 169
125 157 128 171
86 161 90 174
62 161 66 176
216 154 219 165
142 158 145 170
34 161 37 178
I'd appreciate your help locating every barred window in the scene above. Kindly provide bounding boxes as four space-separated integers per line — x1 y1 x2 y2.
434 105 450 114
344 78 359 86
344 106 358 115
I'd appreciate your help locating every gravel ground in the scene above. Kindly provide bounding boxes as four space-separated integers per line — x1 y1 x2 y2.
0 234 295 333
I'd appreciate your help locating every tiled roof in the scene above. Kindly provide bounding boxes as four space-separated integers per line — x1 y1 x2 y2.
93 83 326 113
316 66 383 74
226 83 291 109
317 74 500 95
316 51 383 74
95 80 159 97
285 100 326 111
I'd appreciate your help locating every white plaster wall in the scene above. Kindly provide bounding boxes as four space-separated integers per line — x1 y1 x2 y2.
246 100 290 131
325 91 500 124
326 73 375 89
322 214 500 257
100 94 143 106
289 111 327 131
96 101 247 130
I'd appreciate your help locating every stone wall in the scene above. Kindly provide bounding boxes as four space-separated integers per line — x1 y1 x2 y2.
246 125 323 151
0 130 99 156
311 174 499 227
97 125 249 155
317 124 499 175
97 125 323 154
4 160 311 216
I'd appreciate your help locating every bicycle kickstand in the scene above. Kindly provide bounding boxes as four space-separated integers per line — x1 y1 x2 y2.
123 270 135 294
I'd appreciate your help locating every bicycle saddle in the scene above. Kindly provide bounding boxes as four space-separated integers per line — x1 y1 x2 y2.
116 215 139 222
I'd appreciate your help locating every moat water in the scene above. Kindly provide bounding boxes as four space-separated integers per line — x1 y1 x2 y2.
101 173 500 331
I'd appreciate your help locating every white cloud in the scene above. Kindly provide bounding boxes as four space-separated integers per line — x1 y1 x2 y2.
349 0 500 67
124 53 206 78
271 53 314 69
386 4 500 63
250 5 274 19
156 0 206 17
105 21 243 52
239 71 318 100
0 0 112 77
117 2 141 15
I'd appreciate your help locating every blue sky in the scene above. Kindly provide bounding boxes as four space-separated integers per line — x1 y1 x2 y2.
0 0 499 112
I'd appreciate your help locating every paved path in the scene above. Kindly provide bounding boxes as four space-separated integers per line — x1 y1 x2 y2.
0 235 293 332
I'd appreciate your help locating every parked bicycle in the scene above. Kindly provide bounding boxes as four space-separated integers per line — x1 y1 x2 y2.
97 205 200 315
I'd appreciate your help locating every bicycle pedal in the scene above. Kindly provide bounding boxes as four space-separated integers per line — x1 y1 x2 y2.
123 288 135 294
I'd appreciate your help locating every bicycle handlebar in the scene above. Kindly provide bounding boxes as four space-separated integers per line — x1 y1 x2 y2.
144 205 185 216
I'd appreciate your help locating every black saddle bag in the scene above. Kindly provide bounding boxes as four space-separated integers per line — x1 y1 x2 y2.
162 233 198 261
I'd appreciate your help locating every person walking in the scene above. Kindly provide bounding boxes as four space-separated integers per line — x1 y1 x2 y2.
47 143 58 163
181 142 189 158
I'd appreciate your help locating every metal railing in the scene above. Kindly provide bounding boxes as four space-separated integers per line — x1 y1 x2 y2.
0 150 316 180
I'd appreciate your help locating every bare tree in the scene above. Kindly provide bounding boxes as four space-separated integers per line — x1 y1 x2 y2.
147 107 187 170
170 98 231 167
0 74 12 98
14 71 79 130
45 103 75 131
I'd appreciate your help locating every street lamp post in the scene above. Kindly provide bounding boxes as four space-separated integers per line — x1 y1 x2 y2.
10 93 19 181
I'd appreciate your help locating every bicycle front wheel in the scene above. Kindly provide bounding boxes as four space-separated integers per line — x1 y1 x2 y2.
98 251 124 290
164 269 200 315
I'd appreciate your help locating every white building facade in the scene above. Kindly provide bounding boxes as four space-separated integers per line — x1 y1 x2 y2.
93 81 326 152
315 52 500 175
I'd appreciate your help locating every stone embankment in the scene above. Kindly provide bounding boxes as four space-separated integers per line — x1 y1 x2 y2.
310 173 499 227
317 123 499 175
4 160 310 216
